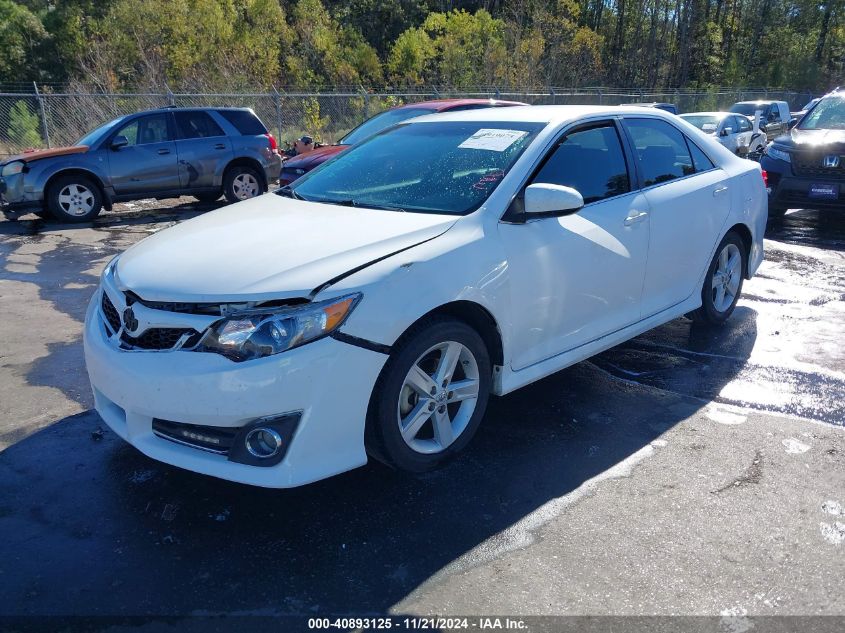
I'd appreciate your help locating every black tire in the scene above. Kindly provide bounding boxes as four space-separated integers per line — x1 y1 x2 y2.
194 191 222 203
365 316 492 473
223 165 264 203
690 231 746 325
46 174 103 222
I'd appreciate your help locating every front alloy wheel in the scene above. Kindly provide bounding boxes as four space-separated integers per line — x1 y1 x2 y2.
46 174 103 222
398 341 480 454
367 317 491 472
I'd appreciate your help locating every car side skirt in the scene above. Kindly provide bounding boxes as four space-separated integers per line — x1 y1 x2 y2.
497 294 700 395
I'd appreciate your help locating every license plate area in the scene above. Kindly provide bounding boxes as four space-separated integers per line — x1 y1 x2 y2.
808 183 839 199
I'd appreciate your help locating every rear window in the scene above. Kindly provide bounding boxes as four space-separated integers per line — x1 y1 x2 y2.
217 110 267 135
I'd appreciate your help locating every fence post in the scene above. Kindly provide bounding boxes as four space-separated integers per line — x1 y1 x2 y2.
360 85 370 122
272 85 283 138
32 82 51 148
598 89 603 105
165 83 175 106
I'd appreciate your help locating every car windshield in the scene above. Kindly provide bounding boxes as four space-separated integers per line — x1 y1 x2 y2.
289 120 543 215
76 117 123 146
681 115 722 132
799 96 845 130
729 103 760 117
340 107 434 146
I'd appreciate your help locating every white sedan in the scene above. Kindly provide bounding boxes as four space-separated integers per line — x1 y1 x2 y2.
680 111 760 156
84 106 767 488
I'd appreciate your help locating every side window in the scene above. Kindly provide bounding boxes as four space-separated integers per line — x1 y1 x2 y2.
530 124 630 204
174 111 225 139
738 116 752 132
217 110 267 135
624 118 694 186
686 139 715 172
114 114 171 146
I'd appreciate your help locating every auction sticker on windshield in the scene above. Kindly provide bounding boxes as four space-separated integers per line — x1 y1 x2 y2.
459 129 528 152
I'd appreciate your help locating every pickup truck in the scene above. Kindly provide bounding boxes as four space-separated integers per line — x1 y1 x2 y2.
729 100 792 142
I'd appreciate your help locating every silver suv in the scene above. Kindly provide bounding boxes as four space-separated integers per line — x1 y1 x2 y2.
0 107 282 222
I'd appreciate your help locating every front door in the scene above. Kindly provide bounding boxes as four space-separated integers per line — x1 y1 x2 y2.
107 113 179 194
500 120 651 371
622 117 732 318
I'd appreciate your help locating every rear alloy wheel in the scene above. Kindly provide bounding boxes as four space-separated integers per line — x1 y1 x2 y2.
366 317 491 472
691 232 746 325
223 166 264 203
47 175 103 222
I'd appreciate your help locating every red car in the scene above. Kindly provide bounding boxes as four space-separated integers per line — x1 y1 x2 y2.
279 98 528 185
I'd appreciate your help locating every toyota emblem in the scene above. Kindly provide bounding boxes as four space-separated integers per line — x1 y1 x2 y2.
122 307 139 333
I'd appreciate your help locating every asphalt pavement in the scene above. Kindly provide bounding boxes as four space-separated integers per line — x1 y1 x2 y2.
0 199 842 626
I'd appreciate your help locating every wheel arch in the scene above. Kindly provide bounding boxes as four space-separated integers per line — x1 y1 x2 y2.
397 300 504 368
725 222 753 278
223 156 267 190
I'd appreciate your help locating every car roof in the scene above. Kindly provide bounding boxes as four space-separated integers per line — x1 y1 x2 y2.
394 98 527 111
734 100 784 105
408 104 681 125
681 111 730 118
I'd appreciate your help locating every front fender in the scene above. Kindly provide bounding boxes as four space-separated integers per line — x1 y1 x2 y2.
322 220 514 366
26 152 112 197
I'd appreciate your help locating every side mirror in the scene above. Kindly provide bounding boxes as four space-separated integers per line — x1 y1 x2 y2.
110 135 129 150
524 183 584 217
721 127 733 137
788 118 798 130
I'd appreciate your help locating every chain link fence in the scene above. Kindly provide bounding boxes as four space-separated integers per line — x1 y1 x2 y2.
0 86 818 156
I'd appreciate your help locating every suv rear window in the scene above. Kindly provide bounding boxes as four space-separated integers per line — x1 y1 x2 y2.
217 110 267 135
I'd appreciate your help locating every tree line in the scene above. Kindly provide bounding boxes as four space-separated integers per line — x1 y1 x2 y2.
0 0 841 92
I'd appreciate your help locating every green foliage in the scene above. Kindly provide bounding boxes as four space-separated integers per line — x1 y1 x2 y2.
1 0 844 92
0 0 48 82
7 100 42 148
301 97 330 139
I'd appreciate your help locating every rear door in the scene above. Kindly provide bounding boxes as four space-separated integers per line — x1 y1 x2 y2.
173 110 232 189
107 113 180 194
622 117 732 318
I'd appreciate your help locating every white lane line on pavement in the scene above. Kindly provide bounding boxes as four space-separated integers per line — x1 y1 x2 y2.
706 405 748 425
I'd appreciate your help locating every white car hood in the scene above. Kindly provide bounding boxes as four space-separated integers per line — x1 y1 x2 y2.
115 195 457 302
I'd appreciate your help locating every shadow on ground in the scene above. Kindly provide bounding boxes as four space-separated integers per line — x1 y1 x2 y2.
0 315 754 617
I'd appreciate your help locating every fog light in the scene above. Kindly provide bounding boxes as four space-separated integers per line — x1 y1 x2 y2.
244 427 283 458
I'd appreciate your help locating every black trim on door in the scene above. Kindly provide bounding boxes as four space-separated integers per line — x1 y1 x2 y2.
502 117 636 222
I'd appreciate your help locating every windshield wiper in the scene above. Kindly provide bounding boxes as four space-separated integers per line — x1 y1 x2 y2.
276 185 306 201
328 198 406 213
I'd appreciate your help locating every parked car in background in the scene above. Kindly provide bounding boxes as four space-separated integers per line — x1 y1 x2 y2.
729 100 791 142
0 107 281 222
791 97 820 120
84 105 766 488
619 102 678 115
761 89 845 215
680 112 760 156
278 98 527 185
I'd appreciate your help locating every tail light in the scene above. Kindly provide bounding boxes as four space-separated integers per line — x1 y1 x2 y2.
265 133 278 152
761 169 769 187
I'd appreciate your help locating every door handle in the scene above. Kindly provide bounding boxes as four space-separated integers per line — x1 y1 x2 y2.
624 210 648 226
157 149 170 155
214 143 226 150
713 185 729 196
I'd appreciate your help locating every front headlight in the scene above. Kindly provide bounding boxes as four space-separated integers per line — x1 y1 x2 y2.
197 293 361 362
766 145 791 163
1 161 25 177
